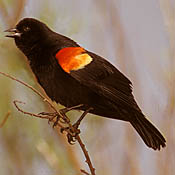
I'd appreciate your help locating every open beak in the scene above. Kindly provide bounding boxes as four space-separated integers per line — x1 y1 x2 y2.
4 28 21 38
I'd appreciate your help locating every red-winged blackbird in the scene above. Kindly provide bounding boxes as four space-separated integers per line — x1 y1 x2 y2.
5 18 166 150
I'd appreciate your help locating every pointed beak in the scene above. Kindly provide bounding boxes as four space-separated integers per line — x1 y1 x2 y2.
4 28 21 38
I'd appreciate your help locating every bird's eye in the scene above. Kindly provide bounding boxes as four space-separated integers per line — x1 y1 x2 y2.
23 26 30 32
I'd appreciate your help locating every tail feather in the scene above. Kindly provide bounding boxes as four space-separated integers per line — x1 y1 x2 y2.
130 112 166 150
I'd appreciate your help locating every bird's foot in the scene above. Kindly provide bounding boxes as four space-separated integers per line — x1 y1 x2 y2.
38 111 60 128
73 107 93 129
60 123 80 144
60 107 93 144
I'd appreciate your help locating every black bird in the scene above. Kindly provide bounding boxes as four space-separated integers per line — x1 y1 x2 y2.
5 18 166 150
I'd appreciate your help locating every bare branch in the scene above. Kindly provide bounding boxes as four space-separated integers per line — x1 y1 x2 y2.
0 71 96 175
0 111 11 128
14 100 49 119
81 169 91 175
77 135 96 175
13 100 64 129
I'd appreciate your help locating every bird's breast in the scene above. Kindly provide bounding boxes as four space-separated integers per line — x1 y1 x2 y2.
31 61 92 107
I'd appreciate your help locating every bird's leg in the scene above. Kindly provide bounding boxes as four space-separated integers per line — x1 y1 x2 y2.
59 104 84 123
73 107 93 130
61 107 93 144
60 104 84 116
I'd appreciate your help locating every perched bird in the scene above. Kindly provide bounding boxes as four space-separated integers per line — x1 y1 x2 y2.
5 18 166 150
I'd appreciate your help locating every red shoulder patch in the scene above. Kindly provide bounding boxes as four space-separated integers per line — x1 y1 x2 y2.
55 47 93 73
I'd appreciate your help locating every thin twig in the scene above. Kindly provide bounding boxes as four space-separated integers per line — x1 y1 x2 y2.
13 100 63 128
77 135 96 175
0 111 11 128
56 130 83 175
14 100 49 119
0 71 96 175
81 169 91 175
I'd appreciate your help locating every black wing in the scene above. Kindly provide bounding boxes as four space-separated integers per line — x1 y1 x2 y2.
70 51 140 111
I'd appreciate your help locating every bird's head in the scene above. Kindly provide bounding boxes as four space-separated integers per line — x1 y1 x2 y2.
5 18 51 55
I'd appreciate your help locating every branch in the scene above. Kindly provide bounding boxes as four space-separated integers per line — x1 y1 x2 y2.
13 100 63 128
81 169 91 175
0 111 11 128
77 135 95 175
0 71 96 175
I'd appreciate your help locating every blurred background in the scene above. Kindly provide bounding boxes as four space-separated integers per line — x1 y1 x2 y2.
0 0 174 175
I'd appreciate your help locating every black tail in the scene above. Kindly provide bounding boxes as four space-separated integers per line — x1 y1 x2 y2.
130 112 166 150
